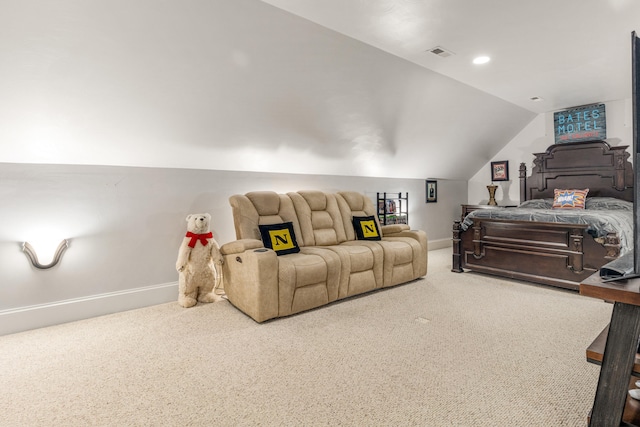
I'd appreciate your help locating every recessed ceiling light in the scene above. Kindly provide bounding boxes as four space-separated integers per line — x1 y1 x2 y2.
530 96 544 102
472 56 490 65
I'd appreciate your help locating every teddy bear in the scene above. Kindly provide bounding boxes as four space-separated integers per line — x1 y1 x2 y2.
175 213 224 308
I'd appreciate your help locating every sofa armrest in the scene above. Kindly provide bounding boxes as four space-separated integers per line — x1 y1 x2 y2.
380 224 410 235
383 229 428 252
382 229 428 278
222 244 279 322
221 239 265 255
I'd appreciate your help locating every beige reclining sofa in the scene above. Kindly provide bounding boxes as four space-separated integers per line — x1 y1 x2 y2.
220 190 427 322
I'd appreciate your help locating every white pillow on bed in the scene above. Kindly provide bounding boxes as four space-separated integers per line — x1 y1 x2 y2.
585 197 633 211
518 199 553 209
519 197 632 211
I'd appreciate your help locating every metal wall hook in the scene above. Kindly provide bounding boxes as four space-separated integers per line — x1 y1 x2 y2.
22 239 69 269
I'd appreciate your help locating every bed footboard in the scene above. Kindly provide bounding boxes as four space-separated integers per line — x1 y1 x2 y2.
452 218 620 290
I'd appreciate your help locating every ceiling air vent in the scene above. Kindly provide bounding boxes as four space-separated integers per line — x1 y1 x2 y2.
428 46 455 58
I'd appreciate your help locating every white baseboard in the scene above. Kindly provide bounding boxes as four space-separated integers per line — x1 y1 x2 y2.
429 238 452 251
0 282 178 336
2 240 450 336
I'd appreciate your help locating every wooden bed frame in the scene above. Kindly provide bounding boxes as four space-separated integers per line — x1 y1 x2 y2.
452 140 634 290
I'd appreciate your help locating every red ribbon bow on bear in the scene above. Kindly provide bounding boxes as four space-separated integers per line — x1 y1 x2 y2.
185 232 213 248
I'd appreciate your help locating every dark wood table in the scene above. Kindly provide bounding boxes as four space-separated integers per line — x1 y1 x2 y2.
581 274 640 426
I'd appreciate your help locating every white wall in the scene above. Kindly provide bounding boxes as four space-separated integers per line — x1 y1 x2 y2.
0 163 466 335
0 0 533 181
0 0 519 334
468 98 634 204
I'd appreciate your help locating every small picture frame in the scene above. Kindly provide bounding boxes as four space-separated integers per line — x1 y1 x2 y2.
491 161 509 182
426 180 437 203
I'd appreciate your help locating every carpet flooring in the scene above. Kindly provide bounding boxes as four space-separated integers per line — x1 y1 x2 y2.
0 248 613 426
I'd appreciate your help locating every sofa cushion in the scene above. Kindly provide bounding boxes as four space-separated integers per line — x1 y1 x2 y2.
336 192 381 241
247 191 282 216
275 250 340 316
317 243 381 298
352 215 382 241
259 222 300 255
380 236 426 286
337 191 428 286
289 191 347 246
229 192 305 246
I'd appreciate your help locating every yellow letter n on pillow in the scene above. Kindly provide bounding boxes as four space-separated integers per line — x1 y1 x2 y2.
352 215 382 241
268 229 295 250
360 220 379 239
258 222 300 255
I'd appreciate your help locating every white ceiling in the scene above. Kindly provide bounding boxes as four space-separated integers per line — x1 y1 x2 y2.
262 0 640 114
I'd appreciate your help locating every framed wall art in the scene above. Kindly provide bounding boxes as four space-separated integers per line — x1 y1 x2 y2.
426 180 437 203
490 161 509 182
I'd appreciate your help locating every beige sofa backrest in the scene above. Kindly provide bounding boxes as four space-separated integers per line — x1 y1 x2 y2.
336 191 382 241
288 191 348 246
229 191 305 245
230 190 387 248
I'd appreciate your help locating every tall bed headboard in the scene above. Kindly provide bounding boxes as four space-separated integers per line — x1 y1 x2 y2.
519 140 634 202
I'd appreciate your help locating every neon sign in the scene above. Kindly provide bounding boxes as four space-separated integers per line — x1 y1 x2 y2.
553 103 606 143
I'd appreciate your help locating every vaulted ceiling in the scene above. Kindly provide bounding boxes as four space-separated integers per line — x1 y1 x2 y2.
2 1 637 180
262 0 640 114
